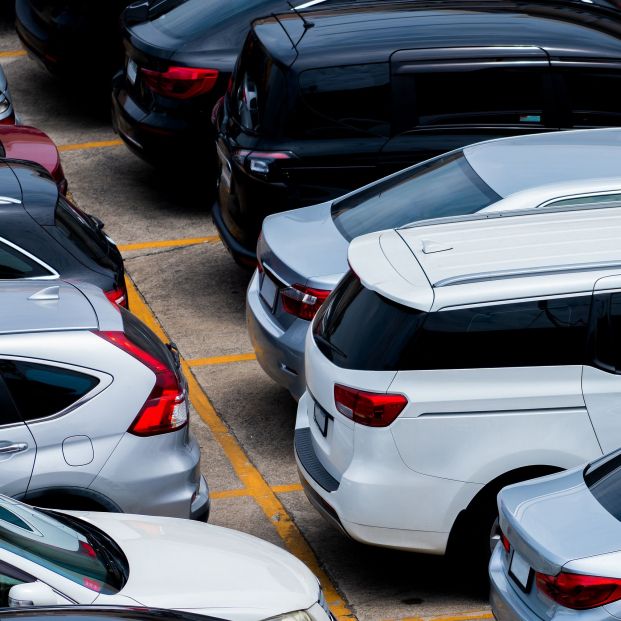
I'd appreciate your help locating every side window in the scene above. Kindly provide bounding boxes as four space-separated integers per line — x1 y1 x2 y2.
0 241 52 279
412 296 591 369
545 193 621 210
0 360 99 422
0 377 22 427
595 292 621 371
296 63 390 137
395 66 547 131
557 66 621 127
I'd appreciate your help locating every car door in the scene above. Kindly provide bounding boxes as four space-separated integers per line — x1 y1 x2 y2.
0 371 36 498
381 46 557 175
583 275 621 453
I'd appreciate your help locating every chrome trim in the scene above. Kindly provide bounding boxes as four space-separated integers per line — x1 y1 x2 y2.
0 196 21 205
419 407 584 418
0 235 59 280
537 190 621 210
0 442 28 454
262 262 292 289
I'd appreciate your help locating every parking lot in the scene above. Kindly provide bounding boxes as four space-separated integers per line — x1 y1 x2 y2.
0 16 493 621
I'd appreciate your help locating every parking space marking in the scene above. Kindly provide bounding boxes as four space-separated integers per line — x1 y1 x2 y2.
119 236 220 253
0 50 26 58
125 276 355 621
187 352 256 367
58 139 123 152
384 613 493 621
211 483 303 500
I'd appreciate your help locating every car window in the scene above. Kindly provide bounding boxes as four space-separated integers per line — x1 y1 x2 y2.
543 193 621 210
0 561 31 607
585 447 621 522
0 377 21 426
314 273 591 370
0 360 99 422
594 292 621 372
331 151 500 241
0 241 53 279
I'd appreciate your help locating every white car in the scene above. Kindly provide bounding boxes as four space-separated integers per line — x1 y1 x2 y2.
0 495 332 621
296 198 621 557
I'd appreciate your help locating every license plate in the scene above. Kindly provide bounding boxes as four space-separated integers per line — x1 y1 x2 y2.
510 550 532 591
314 403 329 437
259 273 279 311
127 58 138 85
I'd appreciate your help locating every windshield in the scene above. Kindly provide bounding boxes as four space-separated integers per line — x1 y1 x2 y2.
0 497 128 593
331 152 501 241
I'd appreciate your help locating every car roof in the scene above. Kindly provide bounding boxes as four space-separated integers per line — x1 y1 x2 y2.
255 0 621 69
462 128 621 198
348 205 621 312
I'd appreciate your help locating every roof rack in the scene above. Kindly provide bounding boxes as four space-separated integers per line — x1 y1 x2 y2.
434 260 621 288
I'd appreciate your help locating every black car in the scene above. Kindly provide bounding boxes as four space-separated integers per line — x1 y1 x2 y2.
0 159 127 307
111 0 348 170
15 0 133 78
0 608 222 621
213 0 621 266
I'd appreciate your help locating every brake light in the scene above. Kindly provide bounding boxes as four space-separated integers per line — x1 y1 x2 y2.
79 540 96 558
334 384 407 427
536 571 621 610
93 331 187 436
500 530 510 554
141 66 219 99
105 286 128 308
281 284 330 320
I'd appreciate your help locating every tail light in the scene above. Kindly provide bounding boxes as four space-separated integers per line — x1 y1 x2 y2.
500 530 510 553
232 149 294 180
536 571 621 610
281 284 330 320
141 66 219 99
105 285 128 308
94 331 187 436
334 384 407 427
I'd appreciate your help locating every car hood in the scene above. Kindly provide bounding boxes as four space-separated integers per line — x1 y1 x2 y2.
0 125 60 178
260 201 348 289
79 512 318 618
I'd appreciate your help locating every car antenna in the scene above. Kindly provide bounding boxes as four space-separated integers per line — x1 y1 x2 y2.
287 1 315 29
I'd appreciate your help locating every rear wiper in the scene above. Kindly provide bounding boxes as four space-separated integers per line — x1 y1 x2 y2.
314 334 347 359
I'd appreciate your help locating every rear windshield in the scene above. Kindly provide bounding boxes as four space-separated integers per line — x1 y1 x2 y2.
0 242 53 279
55 197 115 271
585 450 621 522
331 152 500 241
314 272 590 371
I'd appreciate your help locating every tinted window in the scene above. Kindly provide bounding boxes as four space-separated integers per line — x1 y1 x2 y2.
0 242 52 279
594 292 621 371
331 152 500 241
314 274 590 370
560 67 621 127
400 66 547 129
585 448 621 522
296 63 390 137
0 360 99 421
55 197 115 271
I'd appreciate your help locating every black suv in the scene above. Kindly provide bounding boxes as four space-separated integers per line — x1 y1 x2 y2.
214 0 621 266
0 160 127 306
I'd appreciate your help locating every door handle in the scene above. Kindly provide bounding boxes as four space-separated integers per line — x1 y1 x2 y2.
0 443 28 454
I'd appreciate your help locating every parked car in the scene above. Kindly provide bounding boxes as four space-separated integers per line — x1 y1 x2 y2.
295 201 621 559
0 65 16 124
248 127 621 399
0 495 331 621
0 279 209 521
0 159 125 306
490 451 621 620
0 609 222 621
1 124 68 194
111 0 345 170
15 0 133 78
214 0 621 266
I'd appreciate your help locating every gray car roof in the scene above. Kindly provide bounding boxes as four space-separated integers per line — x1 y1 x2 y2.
464 128 621 198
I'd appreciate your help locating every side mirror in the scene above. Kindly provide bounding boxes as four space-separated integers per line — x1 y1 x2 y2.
8 582 59 607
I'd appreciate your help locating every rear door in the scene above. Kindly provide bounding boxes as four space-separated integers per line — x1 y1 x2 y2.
0 374 36 498
382 47 557 174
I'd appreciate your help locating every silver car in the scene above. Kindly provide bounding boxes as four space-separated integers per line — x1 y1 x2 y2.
247 127 621 398
0 279 209 520
490 453 621 621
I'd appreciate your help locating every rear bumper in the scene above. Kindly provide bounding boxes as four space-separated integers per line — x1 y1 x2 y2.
246 269 307 399
212 200 257 268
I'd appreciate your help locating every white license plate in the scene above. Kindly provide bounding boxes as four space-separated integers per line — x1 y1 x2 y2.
127 58 138 85
510 550 532 590
260 273 279 311
314 403 329 437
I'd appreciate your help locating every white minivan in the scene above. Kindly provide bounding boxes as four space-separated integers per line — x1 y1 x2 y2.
295 198 621 557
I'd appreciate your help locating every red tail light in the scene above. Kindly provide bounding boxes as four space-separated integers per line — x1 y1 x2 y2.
233 149 294 179
500 530 511 553
94 331 187 436
141 66 219 99
105 286 128 308
536 571 621 610
281 284 330 321
79 541 97 558
334 384 407 427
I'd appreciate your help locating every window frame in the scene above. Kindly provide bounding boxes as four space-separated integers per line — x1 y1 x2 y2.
538 191 621 212
0 237 57 281
591 290 621 374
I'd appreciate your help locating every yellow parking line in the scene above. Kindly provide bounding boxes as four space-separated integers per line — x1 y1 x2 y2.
125 277 354 621
187 352 256 367
211 483 303 500
273 483 304 493
384 613 493 621
58 139 123 152
0 50 26 58
119 236 220 253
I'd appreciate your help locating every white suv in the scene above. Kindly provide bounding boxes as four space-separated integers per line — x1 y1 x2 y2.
296 197 621 556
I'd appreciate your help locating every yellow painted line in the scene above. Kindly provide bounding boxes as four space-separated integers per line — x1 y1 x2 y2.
119 236 220 253
0 50 26 58
211 483 303 500
384 613 493 621
187 352 256 367
273 483 304 494
125 277 354 621
58 139 123 153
